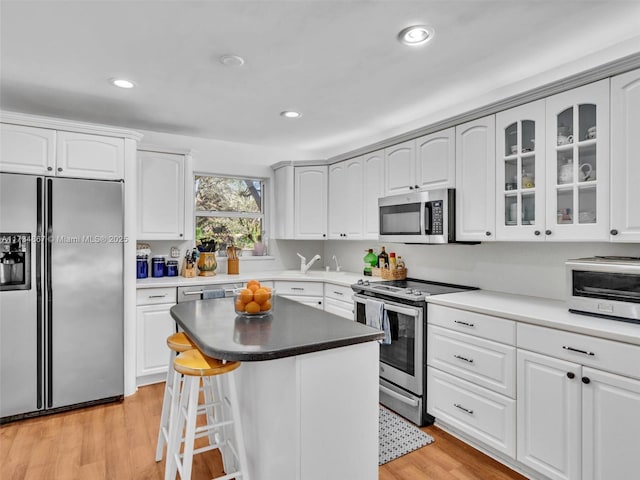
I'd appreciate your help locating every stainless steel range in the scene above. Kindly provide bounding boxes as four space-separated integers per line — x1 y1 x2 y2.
352 278 476 426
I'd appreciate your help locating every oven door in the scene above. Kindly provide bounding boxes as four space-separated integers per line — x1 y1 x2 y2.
354 294 424 395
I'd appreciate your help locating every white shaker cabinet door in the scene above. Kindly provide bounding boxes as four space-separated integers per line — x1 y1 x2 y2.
384 139 415 195
343 156 364 239
0 123 56 175
517 349 581 480
610 68 640 242
581 367 640 480
137 150 185 240
294 165 327 239
328 161 347 239
56 131 124 180
455 115 496 241
136 303 176 378
362 150 385 239
415 127 455 190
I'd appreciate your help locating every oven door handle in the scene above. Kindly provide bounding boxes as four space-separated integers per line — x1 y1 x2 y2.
380 384 419 407
384 304 420 317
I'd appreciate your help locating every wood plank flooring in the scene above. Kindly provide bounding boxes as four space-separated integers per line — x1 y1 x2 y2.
1 383 527 480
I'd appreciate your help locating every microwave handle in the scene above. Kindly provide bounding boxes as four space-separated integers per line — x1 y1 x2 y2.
424 202 432 235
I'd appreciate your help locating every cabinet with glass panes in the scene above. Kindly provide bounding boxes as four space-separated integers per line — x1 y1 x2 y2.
545 79 609 241
495 100 546 241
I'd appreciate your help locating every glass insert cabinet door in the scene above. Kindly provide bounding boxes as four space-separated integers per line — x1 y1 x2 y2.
495 100 546 240
545 79 610 241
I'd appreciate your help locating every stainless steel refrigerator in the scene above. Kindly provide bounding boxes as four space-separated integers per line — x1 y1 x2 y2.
0 172 124 422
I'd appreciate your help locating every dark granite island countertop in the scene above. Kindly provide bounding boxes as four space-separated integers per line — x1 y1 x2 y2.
169 295 384 361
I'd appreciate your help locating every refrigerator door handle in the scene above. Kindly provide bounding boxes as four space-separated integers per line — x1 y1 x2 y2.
36 177 44 410
46 178 53 408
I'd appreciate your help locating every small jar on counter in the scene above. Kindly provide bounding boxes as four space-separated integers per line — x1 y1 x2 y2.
389 252 397 269
151 256 166 277
166 260 179 277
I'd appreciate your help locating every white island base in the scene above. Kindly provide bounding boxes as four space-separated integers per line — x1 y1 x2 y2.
231 341 380 480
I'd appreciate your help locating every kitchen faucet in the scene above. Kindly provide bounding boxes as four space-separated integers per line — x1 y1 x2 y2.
297 253 321 274
332 255 341 272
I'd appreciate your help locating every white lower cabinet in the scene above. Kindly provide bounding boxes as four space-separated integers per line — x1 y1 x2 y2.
275 281 324 310
324 283 354 320
135 287 177 383
517 323 640 480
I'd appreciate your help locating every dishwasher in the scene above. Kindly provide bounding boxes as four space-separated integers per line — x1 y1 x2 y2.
177 282 244 303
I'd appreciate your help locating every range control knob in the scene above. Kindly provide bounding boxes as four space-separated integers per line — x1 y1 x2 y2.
363 280 370 286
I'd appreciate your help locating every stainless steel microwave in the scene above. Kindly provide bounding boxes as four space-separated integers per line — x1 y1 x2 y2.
378 188 456 244
566 256 640 323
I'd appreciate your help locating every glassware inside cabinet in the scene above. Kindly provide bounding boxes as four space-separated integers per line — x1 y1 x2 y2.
578 104 597 141
504 158 518 191
557 108 574 145
521 156 535 189
505 194 518 225
505 123 517 156
522 120 535 153
522 192 535 225
578 186 597 224
557 189 574 224
557 150 574 185
578 144 596 182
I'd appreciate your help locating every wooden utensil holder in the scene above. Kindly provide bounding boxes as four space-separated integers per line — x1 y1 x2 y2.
227 258 239 275
181 259 197 278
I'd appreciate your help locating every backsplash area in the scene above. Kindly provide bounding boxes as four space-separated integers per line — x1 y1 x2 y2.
323 241 640 300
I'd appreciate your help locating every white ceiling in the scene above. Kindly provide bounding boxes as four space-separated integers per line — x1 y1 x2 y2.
2 0 640 158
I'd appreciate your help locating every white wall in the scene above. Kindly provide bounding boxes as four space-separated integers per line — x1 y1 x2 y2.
323 240 640 300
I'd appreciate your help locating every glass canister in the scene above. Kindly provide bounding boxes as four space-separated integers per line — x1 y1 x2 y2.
136 255 148 279
166 260 179 277
151 256 166 277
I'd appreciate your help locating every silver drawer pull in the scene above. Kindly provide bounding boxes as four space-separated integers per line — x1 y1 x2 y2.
291 287 305 291
333 291 344 295
454 354 474 364
454 320 475 327
562 346 595 356
183 291 204 296
148 294 168 298
454 403 474 415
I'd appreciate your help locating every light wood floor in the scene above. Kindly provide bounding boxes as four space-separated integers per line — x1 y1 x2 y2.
1 383 527 480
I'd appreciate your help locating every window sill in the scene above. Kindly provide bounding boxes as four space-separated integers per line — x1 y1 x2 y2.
218 255 276 261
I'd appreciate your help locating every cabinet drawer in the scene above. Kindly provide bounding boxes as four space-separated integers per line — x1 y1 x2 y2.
518 323 640 380
428 304 516 345
324 283 353 302
428 325 516 397
280 295 323 310
428 367 515 458
324 297 354 320
136 287 177 305
274 281 324 296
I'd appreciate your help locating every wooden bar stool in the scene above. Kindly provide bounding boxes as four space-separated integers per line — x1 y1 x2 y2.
155 332 199 462
165 349 249 480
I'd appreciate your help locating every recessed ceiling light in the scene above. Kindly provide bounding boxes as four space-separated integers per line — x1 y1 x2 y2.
219 55 245 67
280 111 301 119
109 78 135 89
398 25 435 46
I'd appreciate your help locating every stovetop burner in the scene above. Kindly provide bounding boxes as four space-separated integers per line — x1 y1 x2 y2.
352 277 477 302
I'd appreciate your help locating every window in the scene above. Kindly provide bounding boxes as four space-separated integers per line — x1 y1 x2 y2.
194 175 265 251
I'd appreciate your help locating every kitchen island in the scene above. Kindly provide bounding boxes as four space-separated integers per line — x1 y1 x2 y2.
170 296 383 480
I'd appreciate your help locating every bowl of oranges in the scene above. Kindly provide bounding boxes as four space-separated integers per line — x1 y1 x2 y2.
234 279 274 316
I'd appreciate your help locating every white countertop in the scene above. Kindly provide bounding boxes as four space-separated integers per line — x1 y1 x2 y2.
427 290 640 346
136 270 380 289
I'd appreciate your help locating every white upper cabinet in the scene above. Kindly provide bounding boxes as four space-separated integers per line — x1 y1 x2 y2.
362 150 385 239
610 68 640 242
329 157 364 239
137 149 187 240
455 115 496 242
0 124 56 175
384 140 416 195
1 124 125 180
56 131 124 180
294 165 327 239
495 100 546 241
273 165 295 239
415 127 455 190
544 79 610 241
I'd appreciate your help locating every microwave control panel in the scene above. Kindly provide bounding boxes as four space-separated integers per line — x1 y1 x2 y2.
427 200 443 235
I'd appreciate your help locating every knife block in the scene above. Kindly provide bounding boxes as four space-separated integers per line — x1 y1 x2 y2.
227 258 239 275
181 259 197 278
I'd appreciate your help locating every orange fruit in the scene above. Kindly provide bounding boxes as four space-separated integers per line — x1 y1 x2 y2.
235 299 246 312
247 279 260 289
247 284 260 293
245 301 261 314
259 299 272 311
253 288 271 304
238 288 254 304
